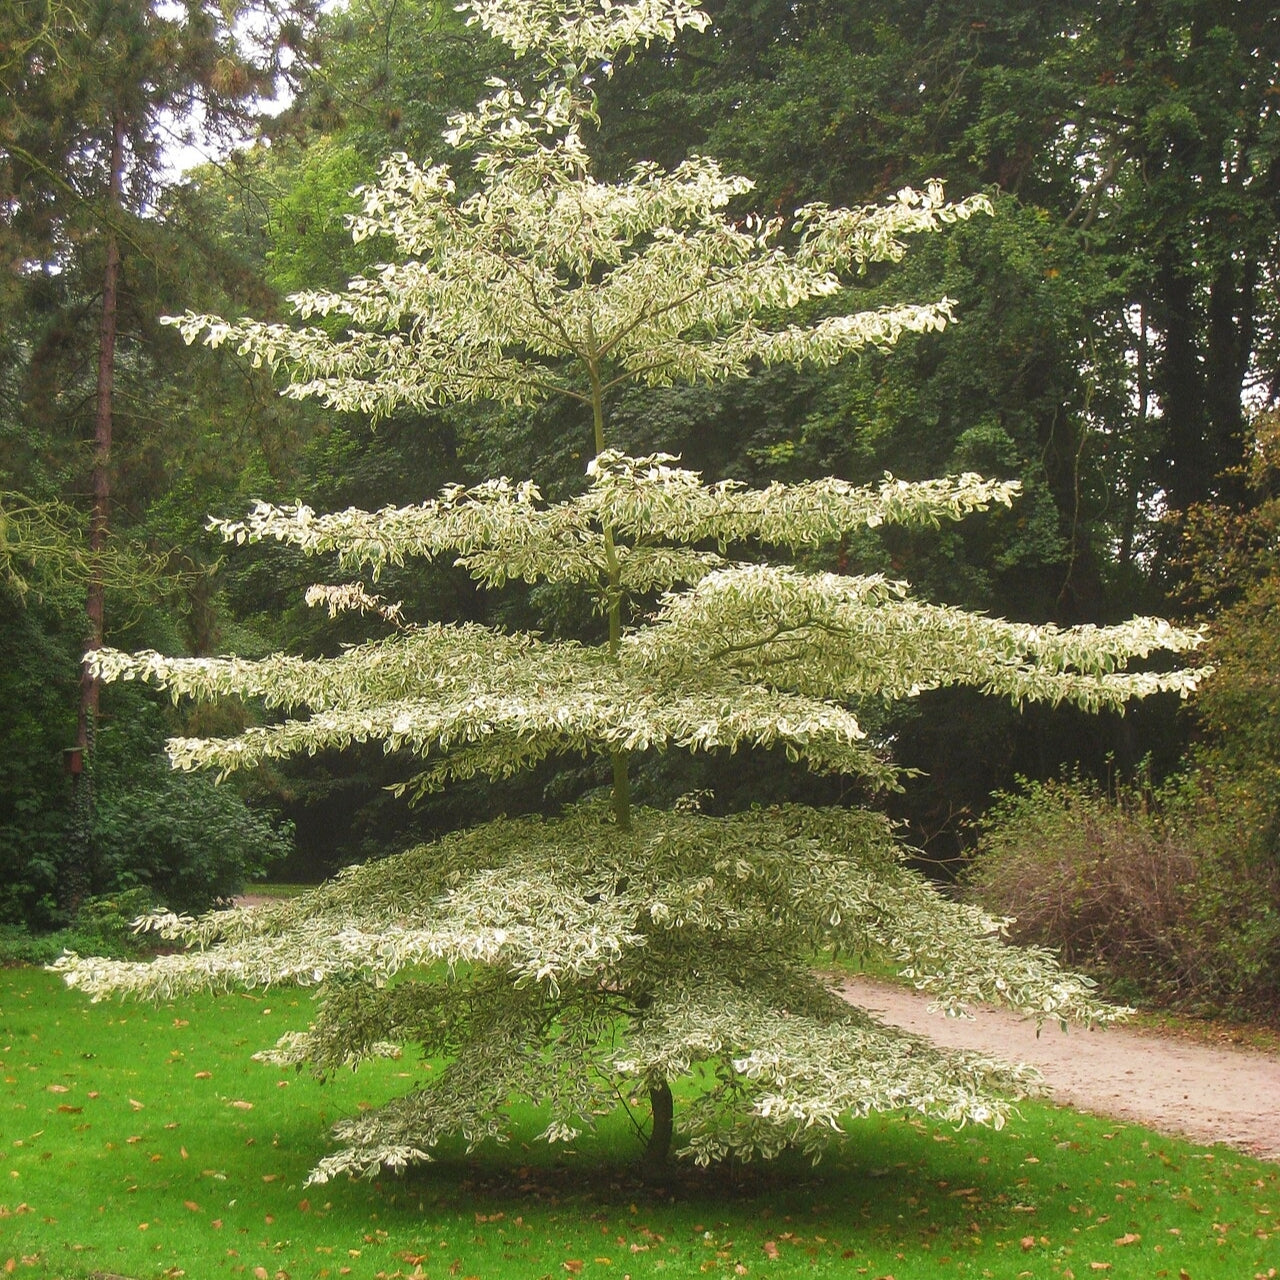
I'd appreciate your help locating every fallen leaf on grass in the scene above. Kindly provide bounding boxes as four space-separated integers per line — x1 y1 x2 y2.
184 1201 201 1213
229 1100 253 1110
194 1072 212 1080
128 1098 144 1110
762 1241 780 1260
55 1105 81 1114
1089 1265 1111 1272
1114 1233 1140 1246
46 1084 69 1094
562 1262 584 1274
1020 1237 1036 1251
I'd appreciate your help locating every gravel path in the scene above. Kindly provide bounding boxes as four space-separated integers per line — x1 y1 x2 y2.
838 973 1280 1160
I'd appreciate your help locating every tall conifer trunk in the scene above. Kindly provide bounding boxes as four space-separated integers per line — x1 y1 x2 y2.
70 113 125 905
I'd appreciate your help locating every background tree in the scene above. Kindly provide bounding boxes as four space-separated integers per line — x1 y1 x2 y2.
1 0 318 921
60 0 1203 1180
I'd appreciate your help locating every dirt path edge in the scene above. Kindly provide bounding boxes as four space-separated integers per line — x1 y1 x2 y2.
837 973 1280 1161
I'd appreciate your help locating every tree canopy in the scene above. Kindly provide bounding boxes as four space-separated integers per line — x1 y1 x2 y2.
57 0 1205 1182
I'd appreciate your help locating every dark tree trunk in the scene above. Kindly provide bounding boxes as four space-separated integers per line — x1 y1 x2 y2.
69 112 125 909
1152 256 1211 513
642 1077 674 1180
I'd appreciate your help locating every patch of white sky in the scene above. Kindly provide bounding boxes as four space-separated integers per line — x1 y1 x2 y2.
155 0 338 185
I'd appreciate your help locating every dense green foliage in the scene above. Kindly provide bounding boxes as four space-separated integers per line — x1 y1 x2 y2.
0 0 317 918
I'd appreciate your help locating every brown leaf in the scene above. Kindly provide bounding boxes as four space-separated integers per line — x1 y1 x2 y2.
1114 1233 1140 1247
229 1099 254 1110
183 1201 201 1213
562 1262 584 1274
1089 1265 1111 1273
762 1241 780 1260
46 1084 70 1094
1020 1236 1036 1251
56 1104 82 1114
194 1071 212 1080
129 1097 144 1110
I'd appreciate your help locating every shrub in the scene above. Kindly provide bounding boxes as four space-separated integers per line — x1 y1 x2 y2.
965 775 1197 1003
93 762 294 915
965 772 1280 1020
0 889 160 966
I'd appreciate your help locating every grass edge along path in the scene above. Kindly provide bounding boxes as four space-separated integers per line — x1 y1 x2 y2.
1 966 1277 1280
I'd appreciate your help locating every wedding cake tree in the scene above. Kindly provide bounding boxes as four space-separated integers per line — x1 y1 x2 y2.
56 0 1205 1182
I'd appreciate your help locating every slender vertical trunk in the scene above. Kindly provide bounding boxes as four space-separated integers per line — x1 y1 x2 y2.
642 1077 674 1178
1118 303 1148 576
587 350 631 831
70 113 125 907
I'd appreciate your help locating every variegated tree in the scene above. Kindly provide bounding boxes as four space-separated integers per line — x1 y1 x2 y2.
55 0 1205 1182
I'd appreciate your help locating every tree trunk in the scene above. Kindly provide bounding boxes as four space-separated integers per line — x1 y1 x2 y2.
642 1077 674 1180
69 112 125 909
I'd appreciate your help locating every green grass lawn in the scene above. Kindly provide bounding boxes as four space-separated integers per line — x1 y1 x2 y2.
2 966 1277 1280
